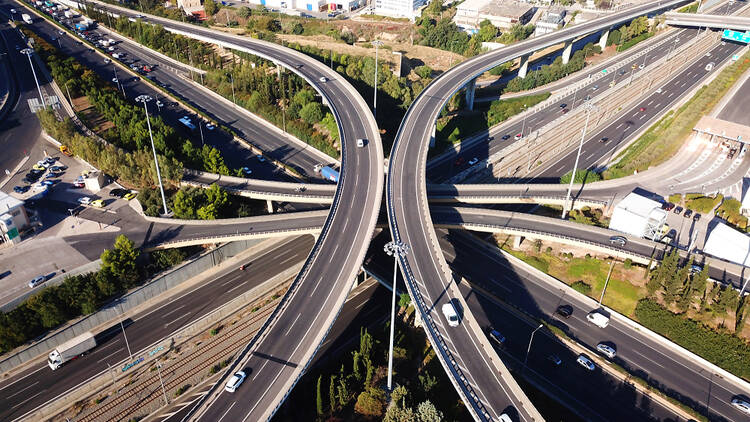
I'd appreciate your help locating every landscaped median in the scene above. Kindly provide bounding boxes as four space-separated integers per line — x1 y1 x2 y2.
604 51 750 179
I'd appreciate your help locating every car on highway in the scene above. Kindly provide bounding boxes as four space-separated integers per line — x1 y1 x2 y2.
514 133 522 140
356 138 365 147
684 209 693 219
103 58 111 64
442 302 460 327
638 64 644 70
586 311 609 328
559 103 567 108
224 371 247 393
13 185 30 194
547 354 562 366
28 275 46 289
639 107 646 112
319 76 327 82
501 134 511 140
674 206 683 215
596 343 617 359
256 154 266 162
731 398 750 414
609 236 626 247
576 354 596 371
561 108 569 114
488 328 506 346
90 199 105 208
655 87 663 94
599 137 608 143
555 304 573 319
468 157 479 166
77 197 91 205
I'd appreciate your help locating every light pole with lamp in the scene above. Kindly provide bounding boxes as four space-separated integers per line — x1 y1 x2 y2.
198 121 205 146
383 240 409 391
112 64 125 97
156 363 169 405
228 72 236 107
562 101 596 219
598 261 615 307
117 300 133 362
524 324 544 367
372 40 383 120
135 95 170 217
21 48 45 107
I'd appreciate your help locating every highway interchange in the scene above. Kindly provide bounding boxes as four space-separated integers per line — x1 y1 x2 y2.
2 0 750 420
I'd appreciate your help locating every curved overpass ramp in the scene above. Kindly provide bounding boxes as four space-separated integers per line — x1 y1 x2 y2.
387 1 691 419
81 4 385 420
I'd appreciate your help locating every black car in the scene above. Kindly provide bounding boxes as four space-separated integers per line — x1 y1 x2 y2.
501 134 511 140
110 188 128 197
674 206 683 215
13 185 30 193
684 209 693 218
694 213 701 221
662 202 675 211
556 305 573 319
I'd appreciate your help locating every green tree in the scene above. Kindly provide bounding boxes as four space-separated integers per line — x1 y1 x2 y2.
418 371 437 395
316 374 323 415
352 350 362 381
337 367 349 407
100 235 141 288
425 0 442 15
354 387 386 416
399 292 411 308
197 184 229 220
172 187 200 219
414 65 433 79
416 400 443 422
299 102 324 123
237 6 251 18
329 375 337 413
716 285 740 317
204 0 218 16
384 405 416 422
477 19 498 42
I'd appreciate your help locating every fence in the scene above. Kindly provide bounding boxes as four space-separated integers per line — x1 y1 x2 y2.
0 239 263 376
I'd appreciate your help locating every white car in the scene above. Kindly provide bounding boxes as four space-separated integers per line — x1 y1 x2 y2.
441 302 459 327
108 46 115 51
156 100 164 108
319 76 327 83
28 276 46 288
205 123 216 131
112 78 118 83
731 398 750 414
576 354 595 371
356 138 365 147
77 196 91 205
224 371 246 393
586 311 610 328
655 87 662 94
499 414 513 422
103 58 111 64
596 343 616 359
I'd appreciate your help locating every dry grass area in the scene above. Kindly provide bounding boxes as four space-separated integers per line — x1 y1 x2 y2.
72 96 115 133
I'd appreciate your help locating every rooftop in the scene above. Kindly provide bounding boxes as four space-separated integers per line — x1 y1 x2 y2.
0 191 23 213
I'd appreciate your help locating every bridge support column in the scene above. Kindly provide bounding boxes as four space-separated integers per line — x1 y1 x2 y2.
513 235 524 249
599 28 610 51
266 200 274 214
562 40 573 65
465 78 477 111
518 54 531 78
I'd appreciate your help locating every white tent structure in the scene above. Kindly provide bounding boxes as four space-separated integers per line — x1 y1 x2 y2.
608 192 667 240
703 222 750 267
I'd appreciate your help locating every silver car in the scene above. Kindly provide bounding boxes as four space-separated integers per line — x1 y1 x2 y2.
28 276 46 288
577 354 595 371
596 343 616 359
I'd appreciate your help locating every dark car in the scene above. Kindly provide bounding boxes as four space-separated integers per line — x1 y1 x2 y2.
684 209 693 218
501 134 511 140
562 108 569 114
694 213 701 221
599 137 609 143
110 188 128 197
488 328 506 346
559 103 567 108
662 202 675 211
556 305 573 319
674 206 683 215
13 185 30 193
609 235 627 247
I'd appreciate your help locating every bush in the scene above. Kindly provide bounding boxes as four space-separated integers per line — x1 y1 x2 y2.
635 299 750 379
354 387 386 416
560 169 602 184
571 280 592 295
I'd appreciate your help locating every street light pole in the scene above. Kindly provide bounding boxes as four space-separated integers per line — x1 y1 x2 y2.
598 261 615 307
373 40 383 120
383 240 409 392
562 102 595 219
524 324 544 366
229 73 236 107
117 301 133 362
199 121 204 146
136 95 170 217
21 48 45 107
156 363 169 405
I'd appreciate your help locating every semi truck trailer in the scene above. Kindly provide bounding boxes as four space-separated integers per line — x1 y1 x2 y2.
48 331 96 370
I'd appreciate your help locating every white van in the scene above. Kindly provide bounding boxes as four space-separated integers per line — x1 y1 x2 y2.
586 311 610 328
442 303 459 327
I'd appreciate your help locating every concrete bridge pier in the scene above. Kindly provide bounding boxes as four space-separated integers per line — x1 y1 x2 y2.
562 40 573 65
266 200 274 214
430 125 436 148
465 78 477 111
599 28 610 50
513 235 524 248
518 54 531 78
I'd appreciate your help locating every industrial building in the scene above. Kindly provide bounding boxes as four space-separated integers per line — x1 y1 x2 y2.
373 0 427 19
0 191 29 247
703 222 750 267
454 0 535 33
534 6 565 36
608 192 667 240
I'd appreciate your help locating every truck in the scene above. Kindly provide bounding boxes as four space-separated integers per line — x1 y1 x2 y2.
48 331 96 370
317 165 339 183
22 13 33 24
75 22 88 31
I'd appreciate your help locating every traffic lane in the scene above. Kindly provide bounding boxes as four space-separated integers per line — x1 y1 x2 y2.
425 25 705 182
0 235 313 421
17 11 295 182
199 80 380 422
443 230 745 422
717 67 750 126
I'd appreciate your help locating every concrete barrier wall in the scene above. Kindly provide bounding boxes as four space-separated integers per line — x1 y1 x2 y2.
0 239 262 376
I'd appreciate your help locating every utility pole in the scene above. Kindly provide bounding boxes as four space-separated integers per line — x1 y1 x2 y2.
117 301 133 362
228 73 236 107
598 261 615 307
562 102 596 219
136 95 170 217
373 40 383 120
383 241 409 392
21 49 45 107
524 324 544 367
156 363 169 405
199 121 204 146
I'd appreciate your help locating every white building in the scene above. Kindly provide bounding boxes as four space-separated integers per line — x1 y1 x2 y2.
373 0 427 19
534 6 565 36
703 222 750 267
454 0 535 33
0 192 29 246
608 192 667 240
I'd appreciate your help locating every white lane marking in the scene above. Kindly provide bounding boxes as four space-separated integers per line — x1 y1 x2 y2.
0 366 47 393
216 401 237 422
251 360 269 381
161 305 186 319
97 348 124 363
5 381 39 400
285 313 302 336
11 391 44 410
164 313 191 327
225 282 247 295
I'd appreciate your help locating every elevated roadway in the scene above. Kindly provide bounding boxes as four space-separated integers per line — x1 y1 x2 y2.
58 2 386 420
386 1 723 419
665 11 750 30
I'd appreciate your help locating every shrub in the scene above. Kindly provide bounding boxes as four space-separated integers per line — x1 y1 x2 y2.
354 387 386 416
571 280 592 295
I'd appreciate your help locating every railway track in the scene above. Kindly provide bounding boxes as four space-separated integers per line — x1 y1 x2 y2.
77 284 288 422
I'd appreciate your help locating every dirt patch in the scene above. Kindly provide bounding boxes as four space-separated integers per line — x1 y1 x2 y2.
73 96 115 133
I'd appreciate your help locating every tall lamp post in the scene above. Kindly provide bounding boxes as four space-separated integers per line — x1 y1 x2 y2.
21 48 45 107
562 101 596 219
117 300 133 362
373 40 384 120
383 240 409 391
524 323 544 367
228 72 236 107
135 95 170 217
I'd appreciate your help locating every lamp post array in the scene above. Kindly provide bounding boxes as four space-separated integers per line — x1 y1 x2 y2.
135 95 170 217
383 240 409 391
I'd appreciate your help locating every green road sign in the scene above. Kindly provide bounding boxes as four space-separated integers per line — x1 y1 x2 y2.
722 29 750 43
